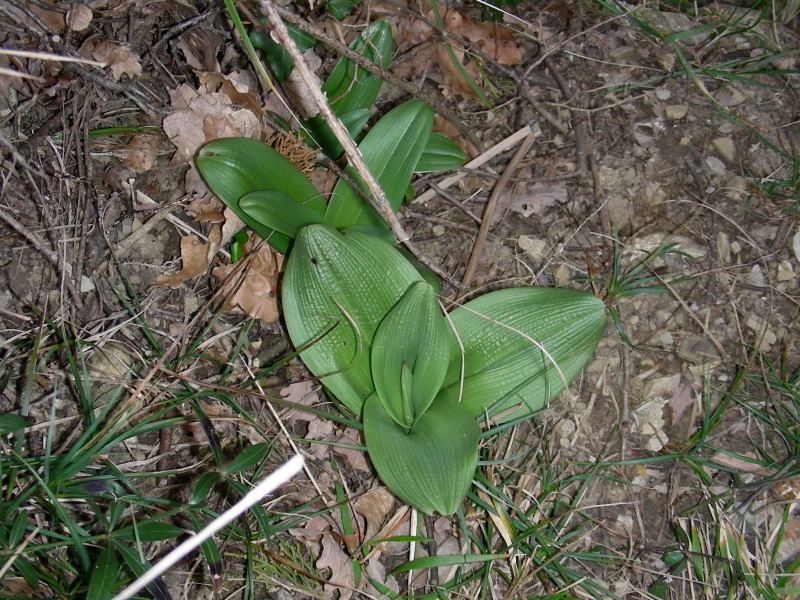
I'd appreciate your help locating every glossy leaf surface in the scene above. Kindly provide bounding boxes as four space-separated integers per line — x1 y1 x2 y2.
196 138 323 252
415 132 465 173
325 100 433 229
240 190 326 238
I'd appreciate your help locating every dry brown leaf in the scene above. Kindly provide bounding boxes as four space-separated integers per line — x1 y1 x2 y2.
317 533 354 600
333 430 370 473
504 182 567 218
66 5 92 31
156 235 209 289
354 488 395 541
306 419 336 460
279 380 319 422
283 49 323 118
92 41 142 80
215 207 246 255
118 133 161 173
0 576 49 597
186 196 225 224
211 242 283 323
164 79 262 162
197 71 262 118
176 30 222 72
433 114 478 160
29 5 66 33
436 9 524 99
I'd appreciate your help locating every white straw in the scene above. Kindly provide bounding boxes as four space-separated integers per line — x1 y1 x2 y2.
111 454 305 600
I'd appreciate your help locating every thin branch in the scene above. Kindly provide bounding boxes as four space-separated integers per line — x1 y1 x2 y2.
462 130 537 286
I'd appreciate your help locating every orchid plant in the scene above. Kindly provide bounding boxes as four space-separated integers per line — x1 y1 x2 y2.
197 23 606 514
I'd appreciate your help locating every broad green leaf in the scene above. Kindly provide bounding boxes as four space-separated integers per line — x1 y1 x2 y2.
371 281 452 430
222 442 270 476
249 24 316 83
282 225 423 414
324 20 391 116
414 132 465 173
196 138 323 253
302 109 370 158
325 99 433 230
439 288 606 423
240 190 327 238
363 392 479 515
87 545 119 600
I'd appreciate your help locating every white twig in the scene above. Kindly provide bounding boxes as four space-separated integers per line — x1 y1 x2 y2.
111 455 304 600
415 125 532 205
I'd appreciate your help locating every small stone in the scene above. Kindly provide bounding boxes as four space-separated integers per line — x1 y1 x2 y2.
793 231 800 262
746 315 777 352
712 137 735 162
744 264 766 287
665 104 688 120
705 155 727 176
645 374 681 400
730 240 742 254
652 330 674 348
432 224 445 237
717 231 731 263
80 276 95 293
655 87 671 100
716 86 746 107
777 260 794 282
677 336 720 364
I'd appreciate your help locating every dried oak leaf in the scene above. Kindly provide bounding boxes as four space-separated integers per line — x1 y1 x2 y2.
119 133 161 173
156 235 210 289
211 243 283 324
29 5 65 33
92 41 142 80
354 488 395 541
503 182 567 218
436 9 524 99
163 78 262 162
186 196 225 224
317 533 354 600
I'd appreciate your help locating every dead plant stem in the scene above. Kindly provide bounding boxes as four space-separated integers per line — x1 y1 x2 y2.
462 130 537 286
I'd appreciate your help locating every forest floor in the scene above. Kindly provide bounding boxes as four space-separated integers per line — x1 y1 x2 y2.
1 1 799 599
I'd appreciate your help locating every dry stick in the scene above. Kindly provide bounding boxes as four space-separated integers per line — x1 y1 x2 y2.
259 0 460 288
544 57 589 177
415 125 534 205
462 130 537 287
271 5 485 155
